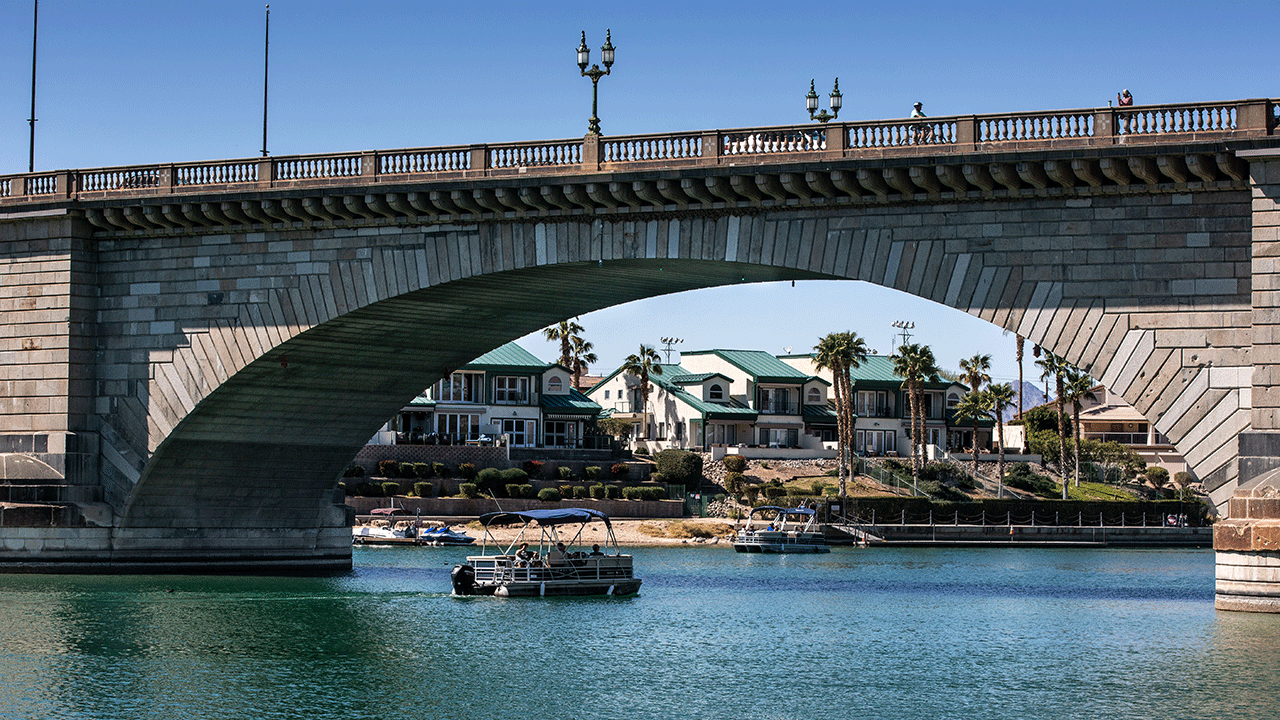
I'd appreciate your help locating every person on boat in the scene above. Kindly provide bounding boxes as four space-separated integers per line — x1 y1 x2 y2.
547 542 568 566
589 544 604 556
516 542 535 566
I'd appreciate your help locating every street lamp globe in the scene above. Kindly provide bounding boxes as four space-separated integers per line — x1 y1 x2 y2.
601 30 615 68
577 32 590 71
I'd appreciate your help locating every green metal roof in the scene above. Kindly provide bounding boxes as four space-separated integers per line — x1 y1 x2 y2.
465 342 552 371
682 349 811 383
668 372 731 384
646 363 758 420
540 389 602 415
792 353 953 390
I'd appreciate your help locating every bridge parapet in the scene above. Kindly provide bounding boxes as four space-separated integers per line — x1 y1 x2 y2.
2 98 1273 206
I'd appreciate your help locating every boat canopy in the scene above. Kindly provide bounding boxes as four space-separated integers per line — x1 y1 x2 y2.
479 508 613 528
750 506 815 516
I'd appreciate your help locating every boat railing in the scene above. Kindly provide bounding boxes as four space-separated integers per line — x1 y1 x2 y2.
470 554 633 583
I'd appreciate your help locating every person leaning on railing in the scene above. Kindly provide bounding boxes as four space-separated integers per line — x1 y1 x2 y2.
910 102 933 144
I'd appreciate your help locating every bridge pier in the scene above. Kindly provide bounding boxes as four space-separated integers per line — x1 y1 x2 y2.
1214 474 1280 612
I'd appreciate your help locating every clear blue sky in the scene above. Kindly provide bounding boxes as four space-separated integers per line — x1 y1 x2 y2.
2 1 1274 382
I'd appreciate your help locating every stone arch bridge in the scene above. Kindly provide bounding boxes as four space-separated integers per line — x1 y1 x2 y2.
2 98 1279 589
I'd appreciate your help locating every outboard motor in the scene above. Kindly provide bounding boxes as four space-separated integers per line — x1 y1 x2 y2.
451 564 476 596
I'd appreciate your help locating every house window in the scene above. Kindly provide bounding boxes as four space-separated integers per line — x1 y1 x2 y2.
433 372 483 402
604 390 611 399
710 423 736 445
656 422 666 440
857 390 889 417
709 384 724 400
807 387 821 404
494 376 529 404
547 377 563 393
758 387 794 414
437 413 481 443
545 420 577 448
501 419 536 447
759 428 799 447
947 392 960 408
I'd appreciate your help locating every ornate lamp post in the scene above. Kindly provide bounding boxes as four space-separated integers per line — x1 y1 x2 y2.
806 78 842 123
577 30 615 135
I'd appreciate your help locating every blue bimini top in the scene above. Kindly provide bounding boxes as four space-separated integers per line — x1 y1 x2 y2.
479 508 613 529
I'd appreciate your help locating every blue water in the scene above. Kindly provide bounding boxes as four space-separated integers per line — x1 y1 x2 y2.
0 547 1275 720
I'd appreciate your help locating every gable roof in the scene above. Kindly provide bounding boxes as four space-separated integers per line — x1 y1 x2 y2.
540 388 602 415
465 342 552 372
682 349 812 383
788 353 953 390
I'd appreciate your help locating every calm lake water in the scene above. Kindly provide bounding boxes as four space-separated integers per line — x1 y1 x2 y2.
0 546 1276 720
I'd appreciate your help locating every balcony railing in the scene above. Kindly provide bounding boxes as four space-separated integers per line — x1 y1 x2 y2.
2 98 1273 204
757 401 799 415
1084 432 1171 446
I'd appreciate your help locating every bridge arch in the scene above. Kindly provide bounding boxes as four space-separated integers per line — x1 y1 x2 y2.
116 189 1248 545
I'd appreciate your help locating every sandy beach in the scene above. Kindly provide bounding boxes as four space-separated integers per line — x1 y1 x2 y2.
375 517 740 548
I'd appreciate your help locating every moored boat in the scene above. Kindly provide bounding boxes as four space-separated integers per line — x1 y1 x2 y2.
733 505 831 553
450 508 641 597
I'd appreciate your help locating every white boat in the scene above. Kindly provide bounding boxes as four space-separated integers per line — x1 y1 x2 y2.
450 508 641 597
733 505 831 553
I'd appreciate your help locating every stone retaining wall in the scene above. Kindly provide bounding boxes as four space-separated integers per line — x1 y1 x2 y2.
349 496 681 519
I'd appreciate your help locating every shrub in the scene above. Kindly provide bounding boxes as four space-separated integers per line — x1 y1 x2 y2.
523 460 546 477
519 484 536 499
458 462 477 480
650 472 665 484
538 488 562 502
763 486 787 499
381 482 401 496
724 472 746 495
559 485 574 497
883 458 908 472
432 462 447 478
655 449 703 488
343 464 365 478
744 485 761 503
476 468 504 497
459 482 479 499
605 484 621 499
354 482 381 497
634 446 650 456
501 468 529 484
1004 463 1058 498
573 486 589 499
590 484 606 499
377 460 400 478
723 455 747 473
413 482 433 498
639 486 664 501
585 466 602 481
399 463 418 479
409 462 431 479
621 486 641 500
1146 466 1170 487
338 481 348 496
611 463 631 479
505 483 524 498
557 465 574 480
920 480 969 502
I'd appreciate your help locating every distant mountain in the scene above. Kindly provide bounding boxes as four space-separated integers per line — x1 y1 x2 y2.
1006 381 1049 422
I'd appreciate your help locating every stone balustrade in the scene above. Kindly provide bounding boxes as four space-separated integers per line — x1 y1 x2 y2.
1 99 1273 207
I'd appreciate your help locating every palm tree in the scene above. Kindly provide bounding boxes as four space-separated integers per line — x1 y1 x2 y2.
952 390 992 479
1015 335 1026 449
622 344 663 439
1061 366 1098 489
958 353 992 465
570 335 597 390
814 331 869 497
542 319 585 369
987 382 1016 497
1036 350 1070 499
891 343 941 491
